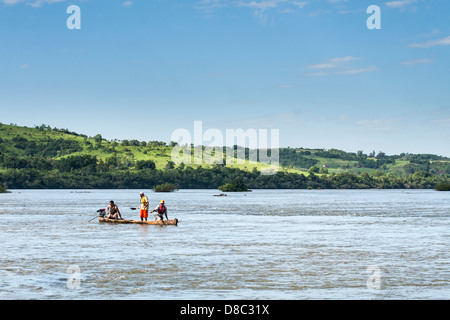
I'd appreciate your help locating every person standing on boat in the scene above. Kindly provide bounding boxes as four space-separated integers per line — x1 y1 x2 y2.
106 200 123 220
139 192 149 221
151 200 168 221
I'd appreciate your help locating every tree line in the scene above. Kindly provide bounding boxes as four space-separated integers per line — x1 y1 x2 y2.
0 155 447 190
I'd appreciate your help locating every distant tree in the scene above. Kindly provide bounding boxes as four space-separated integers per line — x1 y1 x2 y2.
319 167 329 174
12 136 28 149
93 134 103 143
435 182 450 191
153 183 178 192
165 161 175 170
129 139 140 147
413 170 431 179
371 170 384 177
308 166 320 174
219 178 250 192
376 151 386 159
135 160 156 170
59 155 97 172
357 150 367 159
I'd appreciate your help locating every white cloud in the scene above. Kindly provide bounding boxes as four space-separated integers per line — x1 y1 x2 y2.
401 58 433 66
237 0 279 10
416 29 441 38
29 0 65 7
303 56 378 76
305 71 329 77
409 36 450 48
237 112 302 127
357 117 401 131
429 107 450 128
0 0 23 4
292 1 308 8
385 0 417 9
196 0 309 21
433 118 450 128
335 65 378 75
122 1 133 7
202 72 225 78
273 83 297 89
0 0 65 7
195 0 229 12
305 56 361 70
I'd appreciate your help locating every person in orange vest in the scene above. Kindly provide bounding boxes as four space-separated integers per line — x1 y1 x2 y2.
139 192 149 221
151 200 168 221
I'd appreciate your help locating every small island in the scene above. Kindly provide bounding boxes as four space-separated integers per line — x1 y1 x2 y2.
153 183 178 192
0 186 8 193
435 182 450 191
218 178 251 192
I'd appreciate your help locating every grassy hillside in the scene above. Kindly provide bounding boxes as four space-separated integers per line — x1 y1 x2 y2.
0 123 449 192
1 123 449 178
280 147 450 177
0 123 279 173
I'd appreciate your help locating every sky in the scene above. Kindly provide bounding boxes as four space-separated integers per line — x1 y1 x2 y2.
0 0 449 156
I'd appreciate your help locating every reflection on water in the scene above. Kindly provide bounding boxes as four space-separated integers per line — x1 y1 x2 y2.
0 189 449 299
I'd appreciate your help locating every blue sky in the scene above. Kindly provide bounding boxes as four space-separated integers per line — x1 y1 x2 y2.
0 0 449 156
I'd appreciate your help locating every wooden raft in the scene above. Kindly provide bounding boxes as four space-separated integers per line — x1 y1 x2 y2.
99 217 178 226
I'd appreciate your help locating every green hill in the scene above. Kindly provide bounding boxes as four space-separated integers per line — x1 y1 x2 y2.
0 123 449 189
279 148 450 177
0 123 273 172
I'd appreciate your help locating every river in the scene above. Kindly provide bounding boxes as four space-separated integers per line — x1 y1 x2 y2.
0 189 449 299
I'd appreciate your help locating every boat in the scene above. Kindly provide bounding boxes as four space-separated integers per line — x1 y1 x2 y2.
98 217 178 226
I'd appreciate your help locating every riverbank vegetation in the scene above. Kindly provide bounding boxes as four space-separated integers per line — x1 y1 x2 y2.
435 183 450 191
1 162 448 190
0 123 449 190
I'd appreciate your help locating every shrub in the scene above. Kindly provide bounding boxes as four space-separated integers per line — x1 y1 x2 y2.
218 178 250 192
435 182 450 191
153 183 178 192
